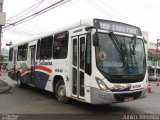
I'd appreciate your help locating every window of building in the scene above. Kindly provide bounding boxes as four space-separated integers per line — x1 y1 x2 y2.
9 48 13 61
40 36 53 60
17 44 28 61
53 31 69 59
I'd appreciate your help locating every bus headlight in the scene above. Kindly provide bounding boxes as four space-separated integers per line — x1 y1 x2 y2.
95 77 109 91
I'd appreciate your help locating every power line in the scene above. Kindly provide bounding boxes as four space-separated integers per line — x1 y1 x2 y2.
7 0 45 22
4 0 72 30
85 0 118 20
98 0 127 21
17 24 48 33
5 29 34 36
3 0 79 38
98 0 139 25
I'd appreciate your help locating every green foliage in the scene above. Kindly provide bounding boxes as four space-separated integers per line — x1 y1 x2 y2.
0 55 4 62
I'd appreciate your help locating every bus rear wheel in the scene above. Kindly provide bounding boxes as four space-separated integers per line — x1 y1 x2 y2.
55 80 69 103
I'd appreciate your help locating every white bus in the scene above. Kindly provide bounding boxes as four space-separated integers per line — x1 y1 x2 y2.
8 18 147 104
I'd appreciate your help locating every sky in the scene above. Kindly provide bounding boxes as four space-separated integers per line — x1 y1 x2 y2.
2 0 160 49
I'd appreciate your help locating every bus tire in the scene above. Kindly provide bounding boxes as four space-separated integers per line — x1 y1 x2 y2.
55 80 69 103
17 73 25 88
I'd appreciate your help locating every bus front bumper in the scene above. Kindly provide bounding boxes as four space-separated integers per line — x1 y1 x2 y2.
90 87 147 104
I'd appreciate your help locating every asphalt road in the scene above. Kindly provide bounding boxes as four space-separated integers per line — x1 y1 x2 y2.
0 76 160 120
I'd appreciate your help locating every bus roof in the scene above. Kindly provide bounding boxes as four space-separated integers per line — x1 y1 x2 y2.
10 18 142 48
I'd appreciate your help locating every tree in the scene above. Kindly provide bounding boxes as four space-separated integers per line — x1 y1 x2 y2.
0 55 4 63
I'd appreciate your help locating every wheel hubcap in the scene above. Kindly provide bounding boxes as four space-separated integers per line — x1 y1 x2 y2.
58 85 66 98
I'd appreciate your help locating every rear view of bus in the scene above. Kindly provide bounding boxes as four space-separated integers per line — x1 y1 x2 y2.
85 19 147 104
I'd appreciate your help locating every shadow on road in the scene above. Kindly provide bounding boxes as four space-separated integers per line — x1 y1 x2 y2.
19 85 135 114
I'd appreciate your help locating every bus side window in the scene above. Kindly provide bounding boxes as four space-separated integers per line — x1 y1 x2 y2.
85 33 91 75
23 44 28 61
53 31 69 59
17 43 28 61
40 36 53 60
9 48 13 61
17 45 22 61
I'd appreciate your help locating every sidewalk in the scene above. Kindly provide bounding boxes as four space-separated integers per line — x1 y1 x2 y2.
0 72 16 93
0 79 11 93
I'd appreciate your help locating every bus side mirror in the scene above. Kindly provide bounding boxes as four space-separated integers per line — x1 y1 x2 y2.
93 33 99 46
85 26 99 46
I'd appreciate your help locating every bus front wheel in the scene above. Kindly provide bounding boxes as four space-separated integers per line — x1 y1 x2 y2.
55 80 69 103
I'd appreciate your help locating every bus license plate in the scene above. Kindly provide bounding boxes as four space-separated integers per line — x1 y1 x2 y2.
124 97 134 102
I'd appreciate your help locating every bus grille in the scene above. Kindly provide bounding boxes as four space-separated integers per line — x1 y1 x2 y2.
114 91 142 102
108 78 144 83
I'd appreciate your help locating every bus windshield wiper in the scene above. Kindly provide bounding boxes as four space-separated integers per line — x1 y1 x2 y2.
109 32 122 54
109 32 125 64
128 35 137 68
129 35 136 55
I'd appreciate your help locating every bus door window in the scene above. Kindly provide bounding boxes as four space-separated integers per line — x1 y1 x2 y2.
72 35 86 98
13 51 16 73
31 46 36 66
9 48 13 62
85 33 91 75
36 40 40 60
72 38 78 95
79 37 85 97
30 46 36 85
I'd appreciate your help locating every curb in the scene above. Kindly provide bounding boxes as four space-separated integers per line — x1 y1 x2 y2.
0 85 11 93
0 81 11 94
149 91 160 94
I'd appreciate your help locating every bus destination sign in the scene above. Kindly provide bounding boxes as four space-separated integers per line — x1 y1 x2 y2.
94 19 142 36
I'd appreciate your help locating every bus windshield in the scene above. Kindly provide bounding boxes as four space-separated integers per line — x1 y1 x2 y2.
96 32 146 75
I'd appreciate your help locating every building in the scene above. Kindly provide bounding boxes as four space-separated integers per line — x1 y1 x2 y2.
1 53 8 64
0 48 9 65
142 31 149 42
147 43 160 74
142 31 160 75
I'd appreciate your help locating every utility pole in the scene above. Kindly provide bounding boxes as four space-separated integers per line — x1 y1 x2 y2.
0 0 4 55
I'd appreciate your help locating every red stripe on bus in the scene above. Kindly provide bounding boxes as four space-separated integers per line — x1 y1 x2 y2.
35 66 52 73
10 66 52 76
21 67 30 75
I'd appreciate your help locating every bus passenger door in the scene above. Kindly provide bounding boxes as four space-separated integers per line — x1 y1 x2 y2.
29 46 36 85
72 35 86 99
13 51 17 80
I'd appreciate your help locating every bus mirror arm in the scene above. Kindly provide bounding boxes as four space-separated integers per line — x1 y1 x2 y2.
85 26 99 46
